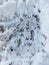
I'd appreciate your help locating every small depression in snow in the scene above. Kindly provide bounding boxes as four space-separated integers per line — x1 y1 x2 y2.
0 0 8 5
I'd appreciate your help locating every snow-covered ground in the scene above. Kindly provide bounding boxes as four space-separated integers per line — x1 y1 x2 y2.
0 0 49 65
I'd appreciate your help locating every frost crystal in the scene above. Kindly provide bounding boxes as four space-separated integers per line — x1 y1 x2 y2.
0 0 49 65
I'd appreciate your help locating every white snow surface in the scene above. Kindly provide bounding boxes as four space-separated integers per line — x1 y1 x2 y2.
0 0 49 65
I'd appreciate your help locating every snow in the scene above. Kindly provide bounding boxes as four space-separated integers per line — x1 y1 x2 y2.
39 0 49 54
0 0 49 65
